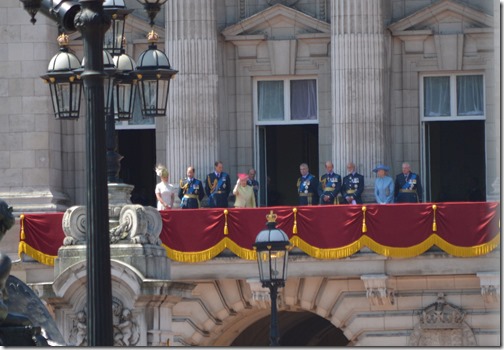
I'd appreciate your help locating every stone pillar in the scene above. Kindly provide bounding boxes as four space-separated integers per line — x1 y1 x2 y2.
160 0 220 183
330 0 391 198
0 3 70 213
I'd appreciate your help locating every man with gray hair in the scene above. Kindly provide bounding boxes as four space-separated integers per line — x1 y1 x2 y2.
394 162 423 203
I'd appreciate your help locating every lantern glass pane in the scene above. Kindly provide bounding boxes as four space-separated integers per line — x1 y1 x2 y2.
50 81 81 119
104 20 125 56
114 82 135 120
139 78 170 117
104 76 114 115
270 249 286 281
258 251 271 282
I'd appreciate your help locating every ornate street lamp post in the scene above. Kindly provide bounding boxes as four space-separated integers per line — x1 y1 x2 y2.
253 211 292 346
19 0 175 346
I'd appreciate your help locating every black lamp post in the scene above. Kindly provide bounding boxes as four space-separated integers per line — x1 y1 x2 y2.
253 211 292 346
20 0 174 346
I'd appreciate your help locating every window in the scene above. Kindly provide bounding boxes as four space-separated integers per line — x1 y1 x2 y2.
421 74 484 121
115 92 155 130
255 78 318 124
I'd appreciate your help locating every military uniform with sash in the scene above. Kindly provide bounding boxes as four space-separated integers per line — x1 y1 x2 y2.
297 173 319 205
205 172 231 208
341 172 364 204
318 172 342 205
394 172 422 203
178 177 205 209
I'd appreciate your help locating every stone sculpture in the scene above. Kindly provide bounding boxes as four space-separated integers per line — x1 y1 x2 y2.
0 198 56 346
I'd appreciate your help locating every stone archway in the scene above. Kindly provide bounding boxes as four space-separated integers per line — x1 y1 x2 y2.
230 310 348 346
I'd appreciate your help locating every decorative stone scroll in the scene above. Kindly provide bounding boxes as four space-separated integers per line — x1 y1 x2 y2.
360 274 394 306
62 204 163 246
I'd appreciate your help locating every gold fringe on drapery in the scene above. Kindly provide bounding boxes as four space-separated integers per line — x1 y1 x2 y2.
290 236 362 259
225 238 257 260
162 240 228 263
432 233 501 257
361 235 433 258
17 241 57 266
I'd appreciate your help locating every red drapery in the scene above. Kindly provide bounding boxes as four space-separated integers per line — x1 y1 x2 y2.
18 202 500 266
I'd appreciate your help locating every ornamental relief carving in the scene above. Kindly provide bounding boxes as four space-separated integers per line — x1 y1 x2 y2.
68 297 140 346
62 204 162 246
408 293 477 346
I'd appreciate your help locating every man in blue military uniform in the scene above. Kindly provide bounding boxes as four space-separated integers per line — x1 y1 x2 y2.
394 162 423 203
247 168 259 206
178 166 205 209
205 161 231 208
341 162 364 204
297 163 319 205
318 160 342 205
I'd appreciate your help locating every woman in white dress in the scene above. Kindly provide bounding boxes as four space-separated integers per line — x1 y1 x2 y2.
155 165 176 210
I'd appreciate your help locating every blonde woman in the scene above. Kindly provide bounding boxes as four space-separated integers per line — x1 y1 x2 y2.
155 164 176 210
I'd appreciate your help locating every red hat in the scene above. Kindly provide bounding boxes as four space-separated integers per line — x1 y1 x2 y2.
238 173 248 180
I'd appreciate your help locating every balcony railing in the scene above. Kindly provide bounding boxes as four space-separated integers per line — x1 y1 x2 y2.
19 202 500 266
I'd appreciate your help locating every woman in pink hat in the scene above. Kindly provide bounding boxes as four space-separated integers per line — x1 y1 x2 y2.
233 173 256 208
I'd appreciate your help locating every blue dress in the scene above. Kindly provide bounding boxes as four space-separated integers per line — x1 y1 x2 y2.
374 176 394 204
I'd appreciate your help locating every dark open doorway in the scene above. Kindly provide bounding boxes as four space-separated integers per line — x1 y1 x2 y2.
425 120 486 202
230 311 349 346
117 129 157 207
258 125 319 206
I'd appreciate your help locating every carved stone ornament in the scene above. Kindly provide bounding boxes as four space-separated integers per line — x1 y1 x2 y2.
68 297 140 346
246 278 284 309
62 204 163 246
408 293 477 346
477 272 500 304
360 274 394 306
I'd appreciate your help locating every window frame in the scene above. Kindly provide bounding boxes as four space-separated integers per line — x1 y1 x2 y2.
419 72 485 122
253 76 319 125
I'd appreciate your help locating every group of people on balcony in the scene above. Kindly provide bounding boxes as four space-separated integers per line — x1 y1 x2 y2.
154 160 422 210
298 161 422 206
155 161 257 210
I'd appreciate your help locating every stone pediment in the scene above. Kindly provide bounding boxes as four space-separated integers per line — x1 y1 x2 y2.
222 3 330 41
388 0 493 36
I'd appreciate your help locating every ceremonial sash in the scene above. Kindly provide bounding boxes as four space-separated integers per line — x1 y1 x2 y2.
402 174 417 190
215 173 227 193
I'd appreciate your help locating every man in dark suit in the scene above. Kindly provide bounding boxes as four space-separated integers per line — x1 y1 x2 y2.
179 166 205 208
318 160 342 205
205 161 231 208
341 162 364 204
394 162 423 203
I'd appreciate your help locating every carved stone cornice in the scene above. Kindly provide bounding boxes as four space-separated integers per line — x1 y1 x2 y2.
360 274 394 306
477 272 500 304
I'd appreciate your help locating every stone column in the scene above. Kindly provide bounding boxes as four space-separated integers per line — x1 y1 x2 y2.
0 2 70 213
160 0 219 183
330 0 391 197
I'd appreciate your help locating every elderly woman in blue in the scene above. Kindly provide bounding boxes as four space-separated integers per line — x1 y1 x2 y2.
373 164 394 204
